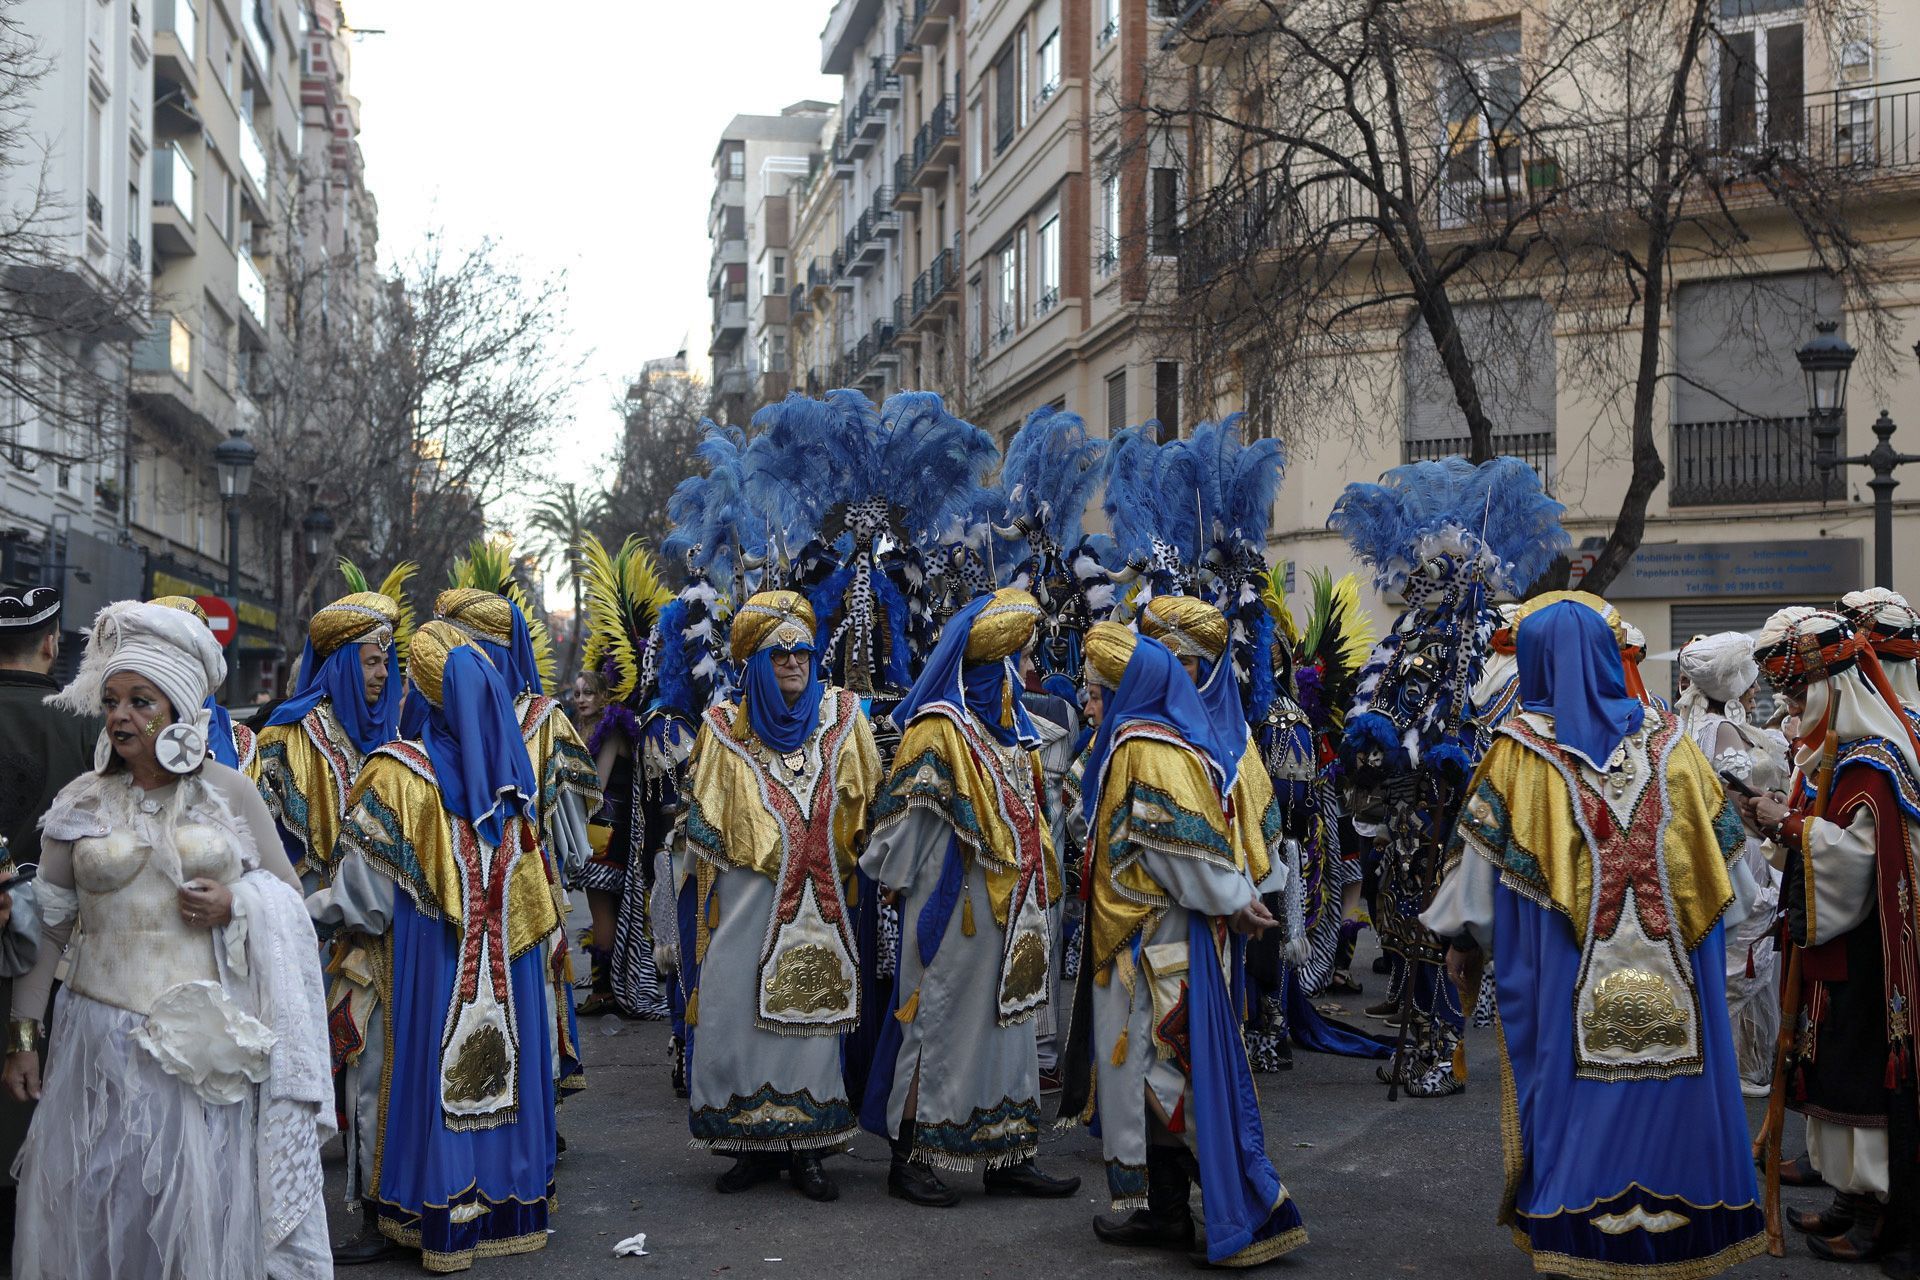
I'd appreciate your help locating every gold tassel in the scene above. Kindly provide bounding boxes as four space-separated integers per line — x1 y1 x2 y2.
686 988 700 1028
706 892 720 930
1452 1040 1468 1083
961 890 975 938
1111 1028 1129 1067
896 988 921 1023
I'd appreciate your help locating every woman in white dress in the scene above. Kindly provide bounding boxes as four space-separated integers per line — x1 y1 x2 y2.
0 602 331 1279
1675 630 1787 1095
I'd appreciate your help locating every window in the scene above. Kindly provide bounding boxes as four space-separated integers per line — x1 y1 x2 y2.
1037 29 1060 106
1670 273 1837 505
1035 215 1060 314
1404 297 1555 485
972 98 988 177
1154 361 1180 439
994 42 1018 154
1440 21 1524 221
1149 167 1180 255
995 236 1025 345
1718 0 1805 150
1099 166 1121 273
728 148 745 180
725 263 746 302
1017 26 1030 129
208 162 233 242
771 253 787 293
1152 0 1185 16
1100 0 1119 45
1106 369 1127 431
86 101 104 226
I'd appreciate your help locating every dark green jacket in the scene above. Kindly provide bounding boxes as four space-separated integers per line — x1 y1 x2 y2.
0 669 97 862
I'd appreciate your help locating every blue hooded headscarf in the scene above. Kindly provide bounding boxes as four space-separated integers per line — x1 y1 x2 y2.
203 696 239 769
455 600 544 700
1517 599 1646 771
1194 654 1249 785
894 593 1041 749
265 636 401 757
1081 632 1241 827
740 634 823 754
419 644 538 847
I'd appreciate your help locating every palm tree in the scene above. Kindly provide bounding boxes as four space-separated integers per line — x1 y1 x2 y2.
526 480 610 681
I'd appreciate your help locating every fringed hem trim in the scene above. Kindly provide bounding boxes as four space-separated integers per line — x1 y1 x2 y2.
1215 1224 1311 1268
1511 1228 1767 1280
912 1141 1039 1173
1108 1194 1150 1214
688 1129 857 1154
379 1219 554 1274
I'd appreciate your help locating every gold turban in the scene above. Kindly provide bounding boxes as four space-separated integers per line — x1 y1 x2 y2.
1139 595 1229 664
1085 620 1137 689
149 595 210 625
963 587 1044 663
435 587 516 647
1512 590 1627 649
731 590 816 663
408 619 472 709
310 591 401 660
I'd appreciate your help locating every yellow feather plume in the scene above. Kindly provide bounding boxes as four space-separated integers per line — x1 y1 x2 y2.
451 534 556 693
1327 571 1376 679
337 556 419 664
1262 571 1301 648
578 534 669 702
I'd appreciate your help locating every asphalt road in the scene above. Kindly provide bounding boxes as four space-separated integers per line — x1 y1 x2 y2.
326 943 1846 1279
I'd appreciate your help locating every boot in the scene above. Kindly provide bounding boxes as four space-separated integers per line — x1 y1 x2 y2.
1791 1191 1864 1236
984 1159 1081 1198
332 1203 404 1266
887 1122 960 1207
669 1035 688 1099
1809 1195 1888 1262
790 1152 838 1202
1093 1146 1196 1250
576 948 617 1017
1777 1152 1828 1188
714 1153 782 1194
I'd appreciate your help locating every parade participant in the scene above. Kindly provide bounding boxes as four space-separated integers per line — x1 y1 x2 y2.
1017 649 1080 1090
150 595 257 772
570 668 608 729
862 588 1076 1206
576 534 678 1023
1470 603 1523 739
1424 599 1765 1280
0 586 91 1259
674 590 881 1200
1746 608 1920 1267
1064 621 1305 1265
256 568 409 886
313 621 560 1271
1620 622 1667 709
5 602 329 1279
1676 631 1785 1095
1841 587 1920 716
1330 457 1568 1098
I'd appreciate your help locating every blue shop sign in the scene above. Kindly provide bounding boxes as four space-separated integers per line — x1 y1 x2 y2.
1578 537 1862 600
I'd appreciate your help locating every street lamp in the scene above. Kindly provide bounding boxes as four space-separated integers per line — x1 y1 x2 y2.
302 501 336 561
212 429 256 701
1796 321 1920 590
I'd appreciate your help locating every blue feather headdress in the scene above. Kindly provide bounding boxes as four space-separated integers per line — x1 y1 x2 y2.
994 405 1108 573
661 422 769 593
1103 426 1204 596
743 391 880 549
1327 455 1567 598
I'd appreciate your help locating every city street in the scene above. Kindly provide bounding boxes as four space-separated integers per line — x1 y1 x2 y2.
327 937 1840 1279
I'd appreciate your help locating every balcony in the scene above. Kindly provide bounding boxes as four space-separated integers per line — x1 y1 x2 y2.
151 143 196 258
789 282 805 317
238 116 268 205
713 298 748 335
847 87 880 157
242 0 272 77
760 369 790 402
869 190 901 237
908 0 954 45
891 294 919 347
848 215 884 271
714 366 750 398
808 257 835 296
763 293 790 327
1405 431 1557 492
1668 417 1840 507
830 130 854 177
237 253 267 331
910 96 961 186
709 236 747 290
872 59 902 110
893 19 921 74
133 312 193 383
910 239 963 328
709 177 744 224
1178 82 1920 294
152 0 196 91
832 248 855 290
893 155 922 208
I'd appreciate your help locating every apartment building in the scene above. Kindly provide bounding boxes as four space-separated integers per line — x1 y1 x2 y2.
707 102 834 425
786 130 843 398
0 0 152 661
1161 0 1920 686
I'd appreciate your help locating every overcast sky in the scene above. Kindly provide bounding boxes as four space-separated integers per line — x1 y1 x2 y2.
346 0 840 497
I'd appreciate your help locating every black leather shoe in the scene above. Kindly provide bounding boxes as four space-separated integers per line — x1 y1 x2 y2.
1093 1208 1196 1250
715 1154 781 1194
984 1160 1081 1198
1791 1192 1862 1236
791 1154 838 1202
888 1159 960 1207
333 1207 404 1267
1810 1196 1887 1262
1778 1152 1827 1188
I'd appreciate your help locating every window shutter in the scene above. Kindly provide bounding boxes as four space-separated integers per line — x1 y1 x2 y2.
1672 274 1839 424
1402 298 1554 443
1106 369 1126 431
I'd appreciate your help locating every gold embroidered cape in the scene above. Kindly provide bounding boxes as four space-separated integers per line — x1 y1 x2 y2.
256 704 364 880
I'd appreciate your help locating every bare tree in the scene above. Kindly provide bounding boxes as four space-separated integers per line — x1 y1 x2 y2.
248 232 579 653
599 368 709 559
0 1 146 474
1138 0 1896 593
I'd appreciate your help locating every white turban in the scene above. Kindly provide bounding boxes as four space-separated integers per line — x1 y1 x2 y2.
1678 632 1759 704
48 602 227 770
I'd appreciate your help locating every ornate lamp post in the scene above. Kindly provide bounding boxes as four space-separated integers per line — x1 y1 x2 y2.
212 429 257 702
1797 321 1919 590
